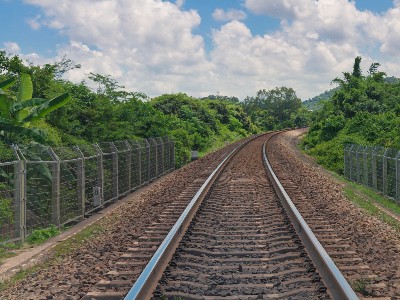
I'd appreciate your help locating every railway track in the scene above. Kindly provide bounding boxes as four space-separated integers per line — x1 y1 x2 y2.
84 132 357 299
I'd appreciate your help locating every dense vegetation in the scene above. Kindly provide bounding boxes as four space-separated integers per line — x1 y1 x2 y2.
4 51 398 178
302 57 400 173
0 51 307 168
242 87 311 130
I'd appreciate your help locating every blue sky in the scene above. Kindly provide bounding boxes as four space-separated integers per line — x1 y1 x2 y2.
1 0 400 100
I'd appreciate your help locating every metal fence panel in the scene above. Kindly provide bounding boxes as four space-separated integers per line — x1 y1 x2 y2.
138 140 150 184
155 137 164 177
162 136 170 173
113 141 131 197
0 161 20 242
345 144 400 202
148 138 157 181
0 136 174 244
375 147 386 193
17 145 54 235
350 145 357 181
78 145 102 214
396 152 400 202
52 147 83 226
386 148 398 199
365 146 374 188
344 144 351 179
25 160 54 234
97 142 117 204
127 140 141 190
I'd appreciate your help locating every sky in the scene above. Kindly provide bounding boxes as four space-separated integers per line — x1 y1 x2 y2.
0 0 399 101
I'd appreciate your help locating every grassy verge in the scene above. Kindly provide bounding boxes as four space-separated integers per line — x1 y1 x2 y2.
0 222 105 292
198 133 247 158
0 243 22 264
0 225 66 264
330 174 400 232
297 133 400 231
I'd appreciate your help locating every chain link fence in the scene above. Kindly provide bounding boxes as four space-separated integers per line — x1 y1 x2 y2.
344 144 400 202
0 137 175 244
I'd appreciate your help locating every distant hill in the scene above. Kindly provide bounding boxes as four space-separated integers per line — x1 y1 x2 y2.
302 87 338 110
385 76 400 84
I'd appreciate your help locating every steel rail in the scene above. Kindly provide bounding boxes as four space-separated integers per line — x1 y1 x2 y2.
262 138 358 300
124 134 262 300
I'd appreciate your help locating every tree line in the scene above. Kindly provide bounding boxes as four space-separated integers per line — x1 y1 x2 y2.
3 52 397 183
0 51 307 167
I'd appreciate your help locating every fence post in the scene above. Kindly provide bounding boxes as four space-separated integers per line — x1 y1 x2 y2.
349 145 354 180
396 151 400 202
12 146 22 242
344 145 348 178
363 147 368 186
153 139 158 178
13 162 22 241
159 138 164 176
48 148 61 229
372 147 378 191
171 140 175 170
125 141 132 192
74 146 85 218
12 148 27 242
136 141 142 187
356 146 361 183
145 139 150 183
94 144 104 206
164 136 170 172
383 149 388 196
111 142 119 200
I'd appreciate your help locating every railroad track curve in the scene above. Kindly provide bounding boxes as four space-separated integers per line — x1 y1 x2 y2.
84 131 358 300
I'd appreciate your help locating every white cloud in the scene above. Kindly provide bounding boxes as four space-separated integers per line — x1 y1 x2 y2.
238 0 400 97
3 42 21 53
245 0 314 19
176 0 184 8
212 8 247 22
27 14 42 30
378 6 400 56
23 0 212 96
13 0 400 100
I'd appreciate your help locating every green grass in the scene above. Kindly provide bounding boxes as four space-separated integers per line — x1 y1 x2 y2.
51 222 105 258
26 225 61 245
0 262 45 293
198 131 252 158
351 278 371 296
0 242 22 264
332 173 400 232
300 133 400 231
0 225 70 264
346 180 400 215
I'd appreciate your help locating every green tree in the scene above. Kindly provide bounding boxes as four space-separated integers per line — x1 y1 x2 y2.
302 56 400 173
243 86 301 130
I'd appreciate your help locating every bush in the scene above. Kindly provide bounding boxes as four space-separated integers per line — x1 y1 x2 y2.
27 225 60 244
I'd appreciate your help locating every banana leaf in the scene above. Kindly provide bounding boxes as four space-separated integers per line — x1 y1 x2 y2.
0 77 16 91
0 123 47 144
0 94 11 119
17 73 33 103
0 116 14 125
22 93 71 123
10 98 49 114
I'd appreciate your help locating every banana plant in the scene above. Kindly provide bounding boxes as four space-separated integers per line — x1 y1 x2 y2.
0 73 71 144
